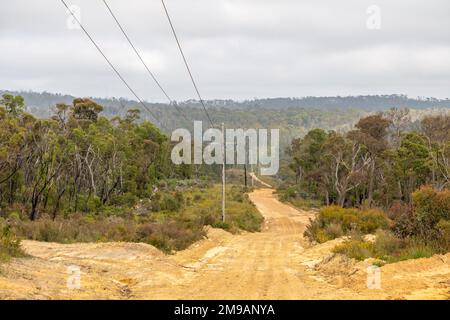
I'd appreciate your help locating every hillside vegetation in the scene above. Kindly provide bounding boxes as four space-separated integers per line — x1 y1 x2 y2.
280 109 450 263
2 90 449 153
0 94 262 257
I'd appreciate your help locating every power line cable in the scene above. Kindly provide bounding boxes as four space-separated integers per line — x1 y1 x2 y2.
102 0 189 122
160 0 214 127
60 0 168 131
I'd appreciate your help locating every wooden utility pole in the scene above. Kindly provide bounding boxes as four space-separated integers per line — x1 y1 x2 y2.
244 129 250 189
244 136 248 188
221 122 225 222
244 164 247 188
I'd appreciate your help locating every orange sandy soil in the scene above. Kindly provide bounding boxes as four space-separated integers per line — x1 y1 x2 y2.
0 188 449 300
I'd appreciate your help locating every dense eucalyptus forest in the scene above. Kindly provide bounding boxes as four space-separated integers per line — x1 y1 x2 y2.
0 93 263 257
0 94 178 220
284 110 449 207
0 92 449 264
280 109 450 262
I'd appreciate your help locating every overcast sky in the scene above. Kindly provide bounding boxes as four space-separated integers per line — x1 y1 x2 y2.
1 0 449 101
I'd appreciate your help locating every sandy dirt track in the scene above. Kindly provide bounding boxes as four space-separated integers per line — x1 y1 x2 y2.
0 188 449 299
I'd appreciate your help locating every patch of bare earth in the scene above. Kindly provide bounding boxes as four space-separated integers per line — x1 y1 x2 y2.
0 188 449 299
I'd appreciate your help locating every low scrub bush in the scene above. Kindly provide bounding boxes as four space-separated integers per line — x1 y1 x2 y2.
411 186 450 243
232 210 264 232
280 186 297 200
12 216 205 254
305 205 389 243
135 221 205 253
2 183 262 255
324 223 344 239
279 186 321 209
160 194 182 212
389 201 416 238
436 219 450 250
0 221 25 262
373 230 405 256
334 230 436 263
288 198 321 209
109 193 138 207
333 240 374 260
14 217 137 243
396 244 434 261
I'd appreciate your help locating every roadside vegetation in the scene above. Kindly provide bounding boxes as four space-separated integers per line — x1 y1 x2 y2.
5 181 263 254
304 206 389 243
0 94 262 255
332 186 450 264
0 221 25 262
278 186 322 209
280 108 450 263
2 182 261 254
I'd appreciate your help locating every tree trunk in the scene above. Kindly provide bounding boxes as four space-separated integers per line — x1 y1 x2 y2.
338 184 347 207
30 194 39 221
8 178 15 205
52 188 66 220
338 193 346 207
367 160 375 207
244 164 247 188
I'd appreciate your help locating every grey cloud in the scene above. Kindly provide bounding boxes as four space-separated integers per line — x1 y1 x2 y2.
0 0 449 101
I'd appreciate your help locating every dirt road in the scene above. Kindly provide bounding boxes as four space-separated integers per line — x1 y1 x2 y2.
0 188 449 299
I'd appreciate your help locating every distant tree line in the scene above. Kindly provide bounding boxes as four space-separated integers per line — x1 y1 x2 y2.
0 94 195 221
286 108 450 208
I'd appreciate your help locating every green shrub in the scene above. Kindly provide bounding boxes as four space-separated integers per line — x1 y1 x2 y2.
134 220 205 253
0 223 25 262
109 192 138 207
200 210 219 226
305 205 389 242
396 244 434 261
160 194 181 211
304 218 322 242
279 186 321 209
315 229 332 243
359 209 390 234
174 191 184 206
232 193 244 202
233 210 263 232
389 201 416 238
437 219 450 250
373 230 405 256
320 206 359 231
211 220 232 231
333 240 374 261
387 200 411 221
147 237 171 253
325 223 344 239
136 223 155 239
334 231 437 264
77 195 103 213
282 186 297 199
37 221 62 242
100 206 128 217
8 211 21 221
288 197 321 209
412 186 450 238
5 184 262 255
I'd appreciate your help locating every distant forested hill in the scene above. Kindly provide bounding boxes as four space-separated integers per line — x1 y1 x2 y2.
1 89 449 151
3 90 449 112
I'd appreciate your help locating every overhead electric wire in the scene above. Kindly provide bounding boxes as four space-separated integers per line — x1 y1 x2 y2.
60 0 167 130
160 0 215 127
102 0 189 122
